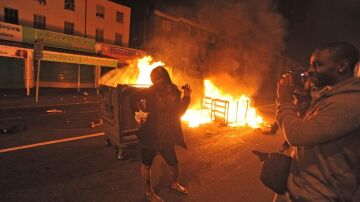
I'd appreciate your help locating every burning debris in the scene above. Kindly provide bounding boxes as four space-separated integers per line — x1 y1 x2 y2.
100 56 165 87
181 80 264 128
100 56 265 129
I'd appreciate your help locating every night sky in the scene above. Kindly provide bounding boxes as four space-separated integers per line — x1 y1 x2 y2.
116 0 360 66
281 0 360 65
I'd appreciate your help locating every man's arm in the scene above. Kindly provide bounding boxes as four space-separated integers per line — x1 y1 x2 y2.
276 99 360 147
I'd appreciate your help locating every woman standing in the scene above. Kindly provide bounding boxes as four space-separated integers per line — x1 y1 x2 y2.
130 66 191 202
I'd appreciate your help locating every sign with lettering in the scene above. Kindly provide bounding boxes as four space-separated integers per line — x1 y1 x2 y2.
35 29 95 52
0 45 28 58
0 22 22 42
96 43 144 62
42 51 118 67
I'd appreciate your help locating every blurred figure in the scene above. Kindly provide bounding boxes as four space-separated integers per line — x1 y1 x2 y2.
275 41 360 201
130 66 191 202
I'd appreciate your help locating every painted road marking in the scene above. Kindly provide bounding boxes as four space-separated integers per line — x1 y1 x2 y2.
0 116 23 121
0 132 104 154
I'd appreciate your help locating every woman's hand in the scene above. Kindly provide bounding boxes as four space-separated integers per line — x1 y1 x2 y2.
182 83 192 97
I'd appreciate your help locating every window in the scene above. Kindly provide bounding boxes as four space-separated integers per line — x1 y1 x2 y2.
4 8 18 24
116 11 123 23
64 21 74 35
34 0 46 5
181 23 190 34
190 27 199 38
201 31 208 40
95 29 104 42
64 0 75 11
34 15 46 30
96 5 105 18
115 33 122 46
161 19 171 31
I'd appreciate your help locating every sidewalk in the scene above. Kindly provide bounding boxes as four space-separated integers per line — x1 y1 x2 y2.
0 88 99 109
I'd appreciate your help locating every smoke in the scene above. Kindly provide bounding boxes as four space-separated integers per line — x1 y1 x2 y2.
197 0 286 96
146 0 286 100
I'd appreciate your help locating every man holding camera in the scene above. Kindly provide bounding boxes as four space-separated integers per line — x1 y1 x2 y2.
275 41 360 201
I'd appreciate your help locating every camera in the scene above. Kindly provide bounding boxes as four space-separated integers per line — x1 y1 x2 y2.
282 67 307 88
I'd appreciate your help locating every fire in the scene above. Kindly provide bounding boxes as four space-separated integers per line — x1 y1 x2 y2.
181 80 264 128
100 55 264 128
135 56 165 85
99 56 164 87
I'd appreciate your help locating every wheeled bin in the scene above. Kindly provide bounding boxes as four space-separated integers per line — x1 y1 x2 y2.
99 84 143 159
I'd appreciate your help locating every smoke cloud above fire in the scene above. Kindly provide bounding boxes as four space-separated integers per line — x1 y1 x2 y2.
149 0 286 98
198 0 286 96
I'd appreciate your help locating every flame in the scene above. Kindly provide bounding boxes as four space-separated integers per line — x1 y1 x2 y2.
136 56 165 85
100 56 264 129
99 56 164 87
181 80 264 128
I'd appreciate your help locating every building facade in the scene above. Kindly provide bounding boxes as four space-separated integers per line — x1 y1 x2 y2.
0 0 131 46
144 10 216 77
0 0 143 91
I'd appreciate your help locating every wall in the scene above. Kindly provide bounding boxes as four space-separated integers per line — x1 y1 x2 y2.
0 0 130 46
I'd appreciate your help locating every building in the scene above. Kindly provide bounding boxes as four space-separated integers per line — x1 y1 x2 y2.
1 0 131 46
144 9 216 77
0 0 143 92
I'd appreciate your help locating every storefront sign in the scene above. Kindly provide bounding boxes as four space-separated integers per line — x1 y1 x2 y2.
0 45 28 58
96 44 144 62
0 22 22 42
35 29 95 52
42 51 117 67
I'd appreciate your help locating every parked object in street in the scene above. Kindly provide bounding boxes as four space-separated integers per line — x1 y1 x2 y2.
98 84 141 160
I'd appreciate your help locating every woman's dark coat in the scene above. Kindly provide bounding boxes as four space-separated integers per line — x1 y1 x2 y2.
129 85 190 149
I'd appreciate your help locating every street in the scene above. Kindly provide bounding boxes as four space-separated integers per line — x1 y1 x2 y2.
0 95 282 202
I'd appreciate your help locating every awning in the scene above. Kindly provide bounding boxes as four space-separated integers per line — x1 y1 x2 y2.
0 40 118 67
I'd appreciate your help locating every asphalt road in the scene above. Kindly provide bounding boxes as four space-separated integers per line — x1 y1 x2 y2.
0 101 283 202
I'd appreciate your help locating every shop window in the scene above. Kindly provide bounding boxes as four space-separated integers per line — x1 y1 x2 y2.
96 29 104 42
34 15 46 30
115 33 122 46
96 5 105 18
64 0 75 11
4 7 18 24
64 21 74 35
116 11 124 23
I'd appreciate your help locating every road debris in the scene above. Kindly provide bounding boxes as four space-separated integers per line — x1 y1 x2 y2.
205 129 214 136
90 119 103 128
46 109 63 113
0 124 27 135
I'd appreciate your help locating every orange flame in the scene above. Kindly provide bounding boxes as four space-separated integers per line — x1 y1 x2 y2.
100 56 263 128
181 80 264 128
99 56 165 87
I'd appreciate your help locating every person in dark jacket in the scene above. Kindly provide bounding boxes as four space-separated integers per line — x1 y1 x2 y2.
130 66 191 202
262 71 312 135
275 41 360 201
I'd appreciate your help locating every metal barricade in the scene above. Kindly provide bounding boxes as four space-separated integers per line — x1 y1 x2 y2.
212 98 230 124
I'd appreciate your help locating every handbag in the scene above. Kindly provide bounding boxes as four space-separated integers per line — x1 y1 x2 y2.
253 141 292 194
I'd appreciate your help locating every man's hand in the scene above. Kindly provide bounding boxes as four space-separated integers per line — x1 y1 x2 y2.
277 73 295 104
182 83 192 97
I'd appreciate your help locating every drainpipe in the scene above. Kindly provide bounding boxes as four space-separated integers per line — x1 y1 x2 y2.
84 0 87 37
